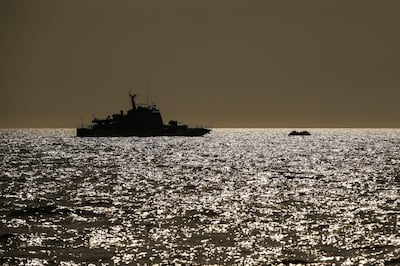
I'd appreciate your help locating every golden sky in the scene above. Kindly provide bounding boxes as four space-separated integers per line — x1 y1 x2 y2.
1 0 399 128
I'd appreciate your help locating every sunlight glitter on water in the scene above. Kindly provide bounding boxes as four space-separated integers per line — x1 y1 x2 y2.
0 128 399 265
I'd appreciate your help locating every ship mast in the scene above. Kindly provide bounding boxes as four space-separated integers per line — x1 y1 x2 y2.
129 93 137 110
146 79 149 106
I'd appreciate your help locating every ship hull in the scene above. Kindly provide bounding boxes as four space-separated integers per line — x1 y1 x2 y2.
76 127 211 137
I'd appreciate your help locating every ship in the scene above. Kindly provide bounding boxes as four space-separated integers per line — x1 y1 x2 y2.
76 94 211 137
288 130 311 136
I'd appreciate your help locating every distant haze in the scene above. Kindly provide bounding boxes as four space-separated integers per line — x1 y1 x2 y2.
1 0 399 128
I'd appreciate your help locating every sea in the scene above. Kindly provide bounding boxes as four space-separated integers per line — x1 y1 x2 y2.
0 128 399 265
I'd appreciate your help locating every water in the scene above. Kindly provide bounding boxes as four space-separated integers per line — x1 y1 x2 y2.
0 128 399 265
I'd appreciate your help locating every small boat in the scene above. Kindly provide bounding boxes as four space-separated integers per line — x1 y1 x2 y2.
77 94 211 137
288 130 311 136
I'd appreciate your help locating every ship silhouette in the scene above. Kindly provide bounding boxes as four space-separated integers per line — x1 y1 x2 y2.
77 94 211 137
288 130 311 136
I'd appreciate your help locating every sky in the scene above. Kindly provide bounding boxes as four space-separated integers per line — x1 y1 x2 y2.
1 0 399 128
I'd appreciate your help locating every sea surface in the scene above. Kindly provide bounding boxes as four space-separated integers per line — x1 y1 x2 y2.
0 128 399 265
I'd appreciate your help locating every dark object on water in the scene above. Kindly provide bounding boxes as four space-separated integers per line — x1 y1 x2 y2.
77 94 211 137
288 130 311 136
281 258 311 265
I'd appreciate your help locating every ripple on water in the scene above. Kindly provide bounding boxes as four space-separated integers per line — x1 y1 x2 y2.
0 128 399 265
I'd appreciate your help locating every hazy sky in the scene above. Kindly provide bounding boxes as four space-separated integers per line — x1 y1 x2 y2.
1 0 399 128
